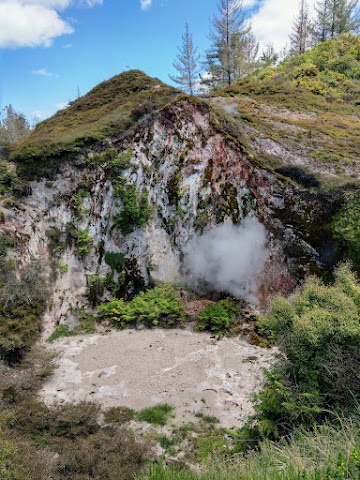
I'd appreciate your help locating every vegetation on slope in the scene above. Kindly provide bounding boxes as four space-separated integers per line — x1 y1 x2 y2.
253 263 360 440
223 34 360 105
11 70 179 176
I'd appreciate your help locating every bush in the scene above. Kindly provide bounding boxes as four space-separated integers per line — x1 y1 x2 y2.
254 264 360 439
113 184 150 235
103 406 135 424
104 251 125 273
332 193 360 268
0 262 48 362
197 299 240 333
98 284 185 329
136 404 174 426
75 228 93 257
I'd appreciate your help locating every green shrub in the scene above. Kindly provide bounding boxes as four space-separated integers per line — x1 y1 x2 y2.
75 228 93 257
103 406 135 424
113 184 150 235
332 193 360 267
71 188 89 220
104 251 125 273
136 404 174 426
98 284 185 329
87 273 105 306
254 264 360 439
109 150 132 177
0 262 48 361
197 299 240 333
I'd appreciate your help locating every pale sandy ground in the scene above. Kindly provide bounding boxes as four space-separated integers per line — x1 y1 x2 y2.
41 329 275 428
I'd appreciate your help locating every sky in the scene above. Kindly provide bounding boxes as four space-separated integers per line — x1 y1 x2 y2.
0 0 317 121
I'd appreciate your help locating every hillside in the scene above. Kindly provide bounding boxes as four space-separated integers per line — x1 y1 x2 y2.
11 70 179 173
209 35 359 187
0 37 359 480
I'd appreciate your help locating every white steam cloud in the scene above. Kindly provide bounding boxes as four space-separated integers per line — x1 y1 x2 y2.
184 217 268 303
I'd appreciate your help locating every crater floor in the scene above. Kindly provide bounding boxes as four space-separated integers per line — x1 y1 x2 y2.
41 329 274 428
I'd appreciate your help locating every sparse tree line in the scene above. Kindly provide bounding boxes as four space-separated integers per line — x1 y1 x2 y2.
170 0 360 93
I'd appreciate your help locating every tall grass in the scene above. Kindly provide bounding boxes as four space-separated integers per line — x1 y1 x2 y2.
138 411 360 480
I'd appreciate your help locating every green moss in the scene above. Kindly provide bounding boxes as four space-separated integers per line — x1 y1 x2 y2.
11 71 179 176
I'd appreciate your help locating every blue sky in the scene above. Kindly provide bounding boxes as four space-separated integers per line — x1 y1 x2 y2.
0 0 315 121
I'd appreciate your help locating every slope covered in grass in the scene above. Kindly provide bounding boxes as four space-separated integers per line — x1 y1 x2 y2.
11 70 179 167
212 35 360 188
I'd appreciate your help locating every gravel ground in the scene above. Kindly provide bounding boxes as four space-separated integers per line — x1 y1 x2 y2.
41 329 274 428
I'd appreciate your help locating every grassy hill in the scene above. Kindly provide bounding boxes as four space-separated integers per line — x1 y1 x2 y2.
11 70 179 170
213 34 360 189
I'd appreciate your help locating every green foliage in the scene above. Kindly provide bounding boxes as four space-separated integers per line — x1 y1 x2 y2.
71 188 89 220
104 251 125 273
87 273 105 306
265 34 360 102
0 262 48 361
0 161 26 197
197 299 241 333
254 264 360 439
46 226 64 254
11 70 179 176
0 234 15 259
138 413 360 479
113 184 150 234
47 313 96 342
98 284 185 329
108 150 132 177
103 406 135 424
75 228 93 257
136 403 174 426
332 191 360 267
57 261 68 274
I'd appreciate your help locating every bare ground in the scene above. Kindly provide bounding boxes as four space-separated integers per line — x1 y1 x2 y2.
41 329 274 428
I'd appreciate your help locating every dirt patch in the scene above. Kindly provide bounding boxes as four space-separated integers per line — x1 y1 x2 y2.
41 329 274 428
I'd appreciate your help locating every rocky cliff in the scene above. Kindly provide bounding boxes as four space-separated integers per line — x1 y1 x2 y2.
0 71 352 341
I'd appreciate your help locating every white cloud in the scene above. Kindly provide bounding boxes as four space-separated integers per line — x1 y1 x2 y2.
56 102 69 109
32 67 59 77
0 0 103 49
249 0 316 52
140 0 152 10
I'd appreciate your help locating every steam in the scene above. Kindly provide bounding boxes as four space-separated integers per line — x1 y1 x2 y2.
183 217 268 303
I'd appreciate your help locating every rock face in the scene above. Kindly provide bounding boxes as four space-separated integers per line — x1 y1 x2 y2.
0 98 338 336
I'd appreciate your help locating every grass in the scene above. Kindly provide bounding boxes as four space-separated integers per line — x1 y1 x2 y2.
11 70 179 176
138 412 360 480
47 313 96 342
136 404 174 426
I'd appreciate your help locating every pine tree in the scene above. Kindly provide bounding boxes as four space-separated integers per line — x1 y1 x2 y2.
204 0 257 88
290 0 314 55
0 105 30 144
169 23 200 96
260 43 279 67
315 0 359 41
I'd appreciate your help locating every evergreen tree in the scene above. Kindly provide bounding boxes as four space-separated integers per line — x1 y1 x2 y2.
169 23 200 95
260 43 279 66
204 0 258 88
0 105 30 144
290 0 314 55
315 0 359 41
